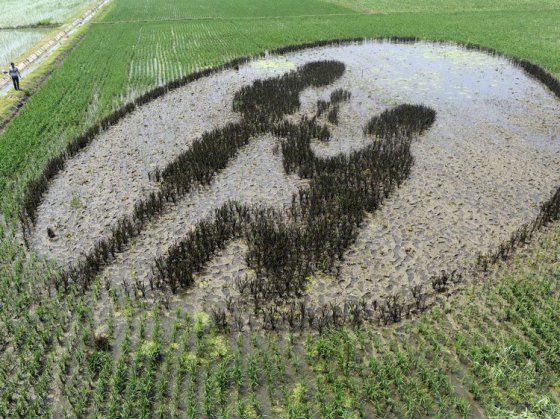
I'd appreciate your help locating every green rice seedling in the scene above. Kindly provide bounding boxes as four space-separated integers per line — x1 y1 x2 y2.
329 375 354 416
184 369 198 417
139 314 146 340
232 347 243 393
203 367 218 418
260 345 276 401
249 393 263 419
236 399 251 419
270 338 287 390
287 381 312 418
154 356 172 418
89 357 111 417
216 357 234 414
368 355 396 415
247 354 259 394
315 374 329 417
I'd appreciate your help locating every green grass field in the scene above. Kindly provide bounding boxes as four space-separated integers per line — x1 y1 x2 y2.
1 0 560 416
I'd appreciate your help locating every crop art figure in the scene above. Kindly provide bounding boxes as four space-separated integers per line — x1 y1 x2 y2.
153 61 436 297
4 63 22 91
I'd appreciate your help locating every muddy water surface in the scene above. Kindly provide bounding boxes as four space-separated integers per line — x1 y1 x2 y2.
30 41 560 310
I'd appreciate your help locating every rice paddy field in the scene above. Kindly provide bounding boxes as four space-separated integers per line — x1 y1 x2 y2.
1 0 560 417
0 0 102 110
0 0 99 28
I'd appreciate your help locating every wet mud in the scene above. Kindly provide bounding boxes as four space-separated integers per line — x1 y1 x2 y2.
30 41 560 312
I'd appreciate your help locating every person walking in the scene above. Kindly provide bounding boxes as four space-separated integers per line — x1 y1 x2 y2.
7 63 22 91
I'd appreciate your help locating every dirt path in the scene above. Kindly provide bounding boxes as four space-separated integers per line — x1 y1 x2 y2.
0 0 111 96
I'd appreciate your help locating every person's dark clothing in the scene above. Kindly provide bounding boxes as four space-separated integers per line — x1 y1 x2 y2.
12 76 19 90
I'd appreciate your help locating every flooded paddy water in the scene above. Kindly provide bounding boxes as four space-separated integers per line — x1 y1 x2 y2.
0 28 48 68
29 40 560 312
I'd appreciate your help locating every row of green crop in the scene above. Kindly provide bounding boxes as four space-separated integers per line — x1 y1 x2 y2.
0 235 90 416
4 218 558 417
